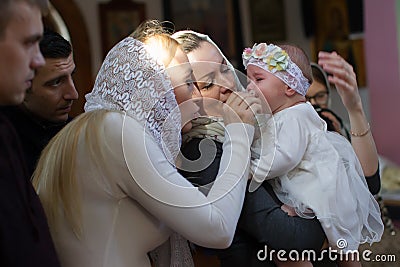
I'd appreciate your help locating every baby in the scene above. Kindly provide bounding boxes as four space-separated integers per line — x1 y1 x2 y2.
244 43 383 266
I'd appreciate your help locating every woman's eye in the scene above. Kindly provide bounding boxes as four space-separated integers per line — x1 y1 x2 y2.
186 80 197 92
203 82 214 90
186 80 193 87
221 65 231 73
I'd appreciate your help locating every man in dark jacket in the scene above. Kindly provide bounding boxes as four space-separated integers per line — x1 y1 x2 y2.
2 28 78 177
0 1 61 266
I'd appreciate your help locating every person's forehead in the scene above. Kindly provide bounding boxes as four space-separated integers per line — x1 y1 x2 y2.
36 55 75 78
9 1 42 23
247 64 266 75
2 2 43 45
46 54 75 71
166 61 192 84
188 41 222 63
167 48 190 70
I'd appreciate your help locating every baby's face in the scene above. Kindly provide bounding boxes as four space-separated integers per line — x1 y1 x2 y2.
246 64 287 114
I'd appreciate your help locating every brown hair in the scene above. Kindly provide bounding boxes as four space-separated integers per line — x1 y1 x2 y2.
0 0 49 38
172 31 208 54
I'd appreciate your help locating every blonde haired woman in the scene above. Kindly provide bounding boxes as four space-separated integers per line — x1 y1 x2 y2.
32 21 261 267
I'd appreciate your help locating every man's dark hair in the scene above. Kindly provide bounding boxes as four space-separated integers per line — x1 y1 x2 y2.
0 0 49 37
40 28 72 58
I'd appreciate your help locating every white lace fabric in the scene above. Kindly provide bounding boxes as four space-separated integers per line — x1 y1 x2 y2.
85 37 181 163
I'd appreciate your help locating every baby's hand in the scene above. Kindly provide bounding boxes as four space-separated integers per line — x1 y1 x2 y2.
281 204 297 217
223 91 261 125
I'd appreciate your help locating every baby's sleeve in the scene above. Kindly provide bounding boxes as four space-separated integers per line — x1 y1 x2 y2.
250 117 308 182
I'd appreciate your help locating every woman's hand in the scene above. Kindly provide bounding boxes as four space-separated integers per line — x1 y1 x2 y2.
281 204 297 217
317 51 363 113
321 111 342 134
318 51 379 177
223 91 261 125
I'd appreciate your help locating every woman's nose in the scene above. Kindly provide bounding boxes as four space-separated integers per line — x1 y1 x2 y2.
220 85 229 94
191 82 202 98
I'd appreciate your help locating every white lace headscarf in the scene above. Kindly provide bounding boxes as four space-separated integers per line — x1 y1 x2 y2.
85 37 181 163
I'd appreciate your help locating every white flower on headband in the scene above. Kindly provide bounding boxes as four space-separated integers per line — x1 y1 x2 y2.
243 47 253 60
242 43 310 96
253 43 268 59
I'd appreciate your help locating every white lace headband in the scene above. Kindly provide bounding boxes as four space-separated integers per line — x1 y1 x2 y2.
242 43 310 96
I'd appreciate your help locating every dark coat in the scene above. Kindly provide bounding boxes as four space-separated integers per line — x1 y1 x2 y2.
1 106 71 179
0 112 60 267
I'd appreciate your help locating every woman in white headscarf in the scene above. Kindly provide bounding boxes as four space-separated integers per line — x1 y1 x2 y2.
32 20 261 267
173 31 384 267
171 31 331 267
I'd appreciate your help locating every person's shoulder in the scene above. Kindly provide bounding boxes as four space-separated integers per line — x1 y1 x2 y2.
293 102 314 113
280 102 311 121
0 110 17 133
102 111 145 139
102 111 142 127
0 105 23 120
294 102 323 121
0 112 23 157
280 103 323 131
103 110 124 122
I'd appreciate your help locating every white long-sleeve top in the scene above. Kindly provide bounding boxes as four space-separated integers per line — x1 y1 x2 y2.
46 112 254 267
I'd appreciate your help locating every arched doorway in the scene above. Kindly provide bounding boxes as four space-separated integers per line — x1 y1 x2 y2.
44 0 93 116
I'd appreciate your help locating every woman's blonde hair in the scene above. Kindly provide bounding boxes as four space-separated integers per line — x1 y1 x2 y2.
32 109 114 238
130 19 180 67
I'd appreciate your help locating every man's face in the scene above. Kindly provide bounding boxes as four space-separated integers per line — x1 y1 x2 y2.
24 54 78 123
0 2 45 105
